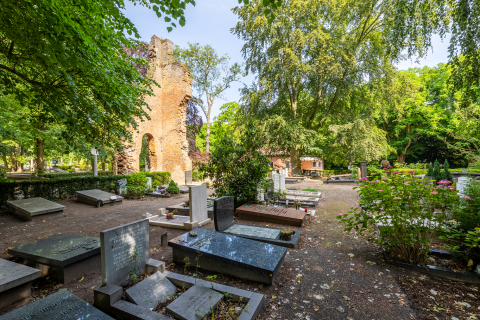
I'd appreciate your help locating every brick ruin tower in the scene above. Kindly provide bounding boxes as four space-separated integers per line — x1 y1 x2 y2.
115 35 193 183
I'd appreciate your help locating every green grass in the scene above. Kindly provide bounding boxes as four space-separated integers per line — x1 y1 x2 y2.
303 188 320 192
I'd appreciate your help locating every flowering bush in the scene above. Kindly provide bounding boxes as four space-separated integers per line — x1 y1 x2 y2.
337 170 461 263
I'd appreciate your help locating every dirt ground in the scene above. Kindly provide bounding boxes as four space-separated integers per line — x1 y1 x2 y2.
1 182 479 319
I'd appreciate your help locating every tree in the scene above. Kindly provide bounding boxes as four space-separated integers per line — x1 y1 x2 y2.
234 0 399 173
0 0 159 161
174 43 243 152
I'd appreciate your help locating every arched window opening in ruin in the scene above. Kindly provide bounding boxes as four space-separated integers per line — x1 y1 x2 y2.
139 133 156 171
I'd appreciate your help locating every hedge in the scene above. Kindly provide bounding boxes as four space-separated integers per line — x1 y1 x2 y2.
0 175 126 207
38 171 114 179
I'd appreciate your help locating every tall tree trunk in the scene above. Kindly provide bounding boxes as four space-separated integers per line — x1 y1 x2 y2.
397 153 406 163
36 138 45 173
205 117 211 152
20 146 25 171
2 155 9 171
290 147 302 175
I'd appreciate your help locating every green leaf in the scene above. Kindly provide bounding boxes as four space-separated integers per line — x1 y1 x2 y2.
167 27 173 32
165 17 171 22
263 0 270 6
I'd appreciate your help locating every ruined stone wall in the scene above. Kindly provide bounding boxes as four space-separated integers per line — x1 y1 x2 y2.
116 35 193 183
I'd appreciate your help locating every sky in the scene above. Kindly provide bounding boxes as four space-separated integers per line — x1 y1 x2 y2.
123 0 450 120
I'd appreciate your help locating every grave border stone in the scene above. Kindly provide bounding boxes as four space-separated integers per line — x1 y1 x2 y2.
6 197 66 221
94 271 264 320
76 189 124 207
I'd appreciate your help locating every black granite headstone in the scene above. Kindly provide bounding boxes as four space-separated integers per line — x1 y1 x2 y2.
169 228 286 284
213 196 235 231
0 290 113 320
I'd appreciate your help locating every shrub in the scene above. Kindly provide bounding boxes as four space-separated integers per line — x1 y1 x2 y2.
125 172 148 199
146 171 171 185
200 120 271 206
166 180 180 194
440 179 480 264
192 170 204 182
0 167 6 179
337 170 460 263
38 171 114 179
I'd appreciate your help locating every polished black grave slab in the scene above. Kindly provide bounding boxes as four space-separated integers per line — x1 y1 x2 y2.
8 234 101 283
0 290 113 320
168 228 286 285
214 196 301 248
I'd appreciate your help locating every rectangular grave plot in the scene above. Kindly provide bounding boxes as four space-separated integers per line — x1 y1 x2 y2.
0 290 114 320
8 234 101 283
0 259 41 310
236 204 306 227
169 229 286 285
224 225 280 240
76 189 124 207
7 198 65 221
101 219 149 287
166 284 223 320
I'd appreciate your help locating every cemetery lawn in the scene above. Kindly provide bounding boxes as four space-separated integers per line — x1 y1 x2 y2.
0 183 478 319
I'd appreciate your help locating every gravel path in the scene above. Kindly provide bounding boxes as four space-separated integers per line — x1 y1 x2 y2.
0 183 422 319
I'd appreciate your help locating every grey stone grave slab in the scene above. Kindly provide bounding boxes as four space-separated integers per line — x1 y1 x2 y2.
0 258 41 310
213 196 301 248
169 228 286 284
76 189 124 207
166 284 224 320
0 290 114 320
148 215 191 229
6 197 65 221
8 234 101 283
126 271 176 310
101 219 149 286
185 170 192 185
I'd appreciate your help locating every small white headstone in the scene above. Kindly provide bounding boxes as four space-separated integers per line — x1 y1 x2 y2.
142 212 152 219
457 177 471 195
146 177 152 190
158 208 166 216
257 188 264 201
189 185 208 222
110 196 117 200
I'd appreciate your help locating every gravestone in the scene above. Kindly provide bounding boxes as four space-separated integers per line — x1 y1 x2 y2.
146 177 152 190
6 197 66 221
166 284 224 320
257 187 265 201
0 259 41 310
185 170 192 185
213 197 300 248
0 290 114 320
457 176 472 195
117 178 127 196
236 204 306 227
169 228 286 285
272 173 285 192
125 271 176 309
100 219 149 286
8 234 101 283
360 161 368 178
189 185 207 223
76 189 124 207
462 168 468 173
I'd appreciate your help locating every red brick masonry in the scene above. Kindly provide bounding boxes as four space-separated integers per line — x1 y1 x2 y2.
236 204 306 227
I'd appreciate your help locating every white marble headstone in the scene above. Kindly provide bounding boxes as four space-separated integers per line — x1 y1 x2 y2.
457 176 471 195
273 173 286 192
146 177 152 190
189 185 208 222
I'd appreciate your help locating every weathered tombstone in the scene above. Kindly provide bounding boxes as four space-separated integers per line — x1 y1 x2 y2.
185 170 192 185
462 168 468 173
457 176 471 195
117 178 127 196
0 259 41 310
279 173 285 191
8 234 101 283
125 271 176 310
188 184 208 225
6 197 66 221
146 177 152 190
0 290 114 320
166 284 224 320
100 219 149 286
272 173 286 192
256 186 265 201
360 161 368 178
76 189 124 207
